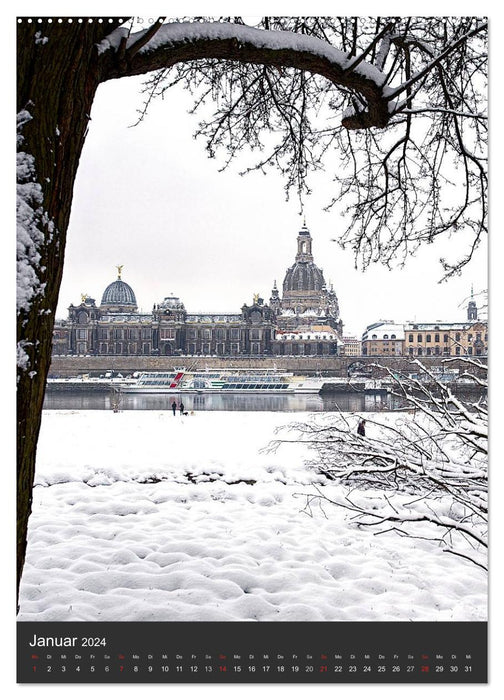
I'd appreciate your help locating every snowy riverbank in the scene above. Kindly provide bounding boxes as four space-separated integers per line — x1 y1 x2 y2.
18 410 487 622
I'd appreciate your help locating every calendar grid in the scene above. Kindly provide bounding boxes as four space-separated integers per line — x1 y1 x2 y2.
18 621 487 683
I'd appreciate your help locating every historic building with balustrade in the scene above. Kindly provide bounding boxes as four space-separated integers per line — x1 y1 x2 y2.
52 224 345 358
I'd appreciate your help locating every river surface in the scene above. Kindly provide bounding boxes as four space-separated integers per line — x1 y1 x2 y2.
43 390 411 412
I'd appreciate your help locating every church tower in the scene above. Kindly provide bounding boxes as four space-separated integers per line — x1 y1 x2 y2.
270 221 344 355
269 280 281 315
467 286 478 321
278 222 340 329
295 223 314 261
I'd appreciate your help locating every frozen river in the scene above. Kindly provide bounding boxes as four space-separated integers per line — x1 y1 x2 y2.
43 389 405 412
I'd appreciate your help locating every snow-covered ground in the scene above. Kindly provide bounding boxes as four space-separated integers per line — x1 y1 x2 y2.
18 410 487 622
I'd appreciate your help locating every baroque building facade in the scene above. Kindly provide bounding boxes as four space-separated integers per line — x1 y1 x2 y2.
402 320 488 357
52 225 345 358
361 294 487 358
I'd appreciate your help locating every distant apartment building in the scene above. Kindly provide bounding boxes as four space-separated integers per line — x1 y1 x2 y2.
361 322 405 356
341 336 362 356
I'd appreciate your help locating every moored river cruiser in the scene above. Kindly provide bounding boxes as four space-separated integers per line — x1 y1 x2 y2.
117 368 326 394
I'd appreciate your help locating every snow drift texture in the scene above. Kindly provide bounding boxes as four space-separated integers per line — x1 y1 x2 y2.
18 410 487 622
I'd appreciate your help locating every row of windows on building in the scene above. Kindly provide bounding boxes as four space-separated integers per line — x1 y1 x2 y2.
406 346 483 356
406 332 487 343
54 323 342 356
365 344 485 356
367 331 487 343
75 327 267 341
61 332 488 358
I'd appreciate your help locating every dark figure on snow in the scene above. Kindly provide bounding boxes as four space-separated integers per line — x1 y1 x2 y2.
179 401 185 415
172 401 177 416
357 419 366 437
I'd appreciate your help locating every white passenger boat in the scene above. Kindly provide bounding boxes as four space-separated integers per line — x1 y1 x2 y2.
117 367 326 395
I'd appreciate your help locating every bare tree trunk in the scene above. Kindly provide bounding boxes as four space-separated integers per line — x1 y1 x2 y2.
16 21 105 604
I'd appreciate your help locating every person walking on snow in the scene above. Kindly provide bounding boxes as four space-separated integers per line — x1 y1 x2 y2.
172 401 177 416
179 401 185 415
357 419 366 436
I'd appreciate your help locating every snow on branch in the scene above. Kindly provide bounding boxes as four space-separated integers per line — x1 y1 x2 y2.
100 20 386 87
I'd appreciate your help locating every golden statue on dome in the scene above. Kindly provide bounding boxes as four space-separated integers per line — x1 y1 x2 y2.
116 264 124 279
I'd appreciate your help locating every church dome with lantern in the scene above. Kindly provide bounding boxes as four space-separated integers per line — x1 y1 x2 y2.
282 223 326 293
100 266 138 311
274 223 341 333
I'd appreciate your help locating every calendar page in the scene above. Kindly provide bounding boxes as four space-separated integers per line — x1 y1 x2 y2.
16 12 488 685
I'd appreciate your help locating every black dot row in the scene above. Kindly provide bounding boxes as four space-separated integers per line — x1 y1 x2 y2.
17 18 163 24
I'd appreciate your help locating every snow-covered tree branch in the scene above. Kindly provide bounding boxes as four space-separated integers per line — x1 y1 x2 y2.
273 359 487 570
101 17 487 279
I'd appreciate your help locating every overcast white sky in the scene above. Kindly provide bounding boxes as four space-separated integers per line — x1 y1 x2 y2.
57 45 487 338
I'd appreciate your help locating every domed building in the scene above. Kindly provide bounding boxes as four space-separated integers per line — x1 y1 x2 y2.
52 225 344 358
60 267 148 356
270 223 343 355
279 223 340 324
100 266 138 312
283 224 325 294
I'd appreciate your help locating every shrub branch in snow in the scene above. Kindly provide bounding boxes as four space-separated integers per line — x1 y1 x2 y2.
274 358 487 570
